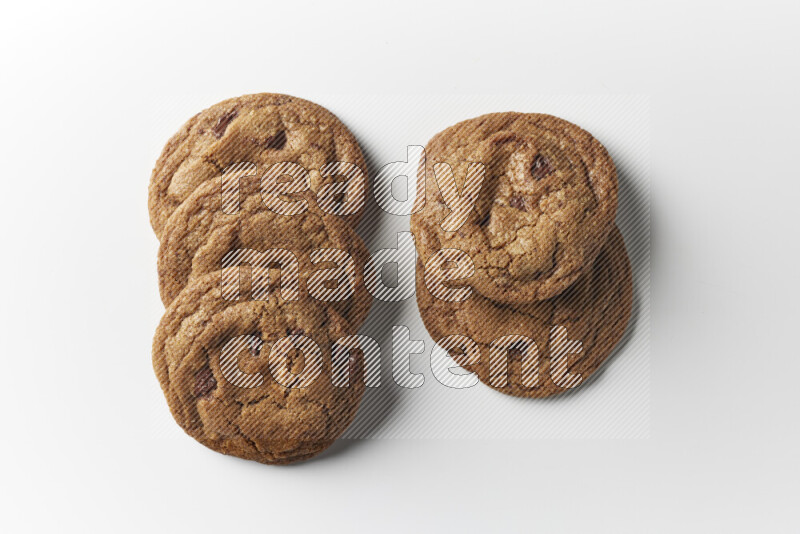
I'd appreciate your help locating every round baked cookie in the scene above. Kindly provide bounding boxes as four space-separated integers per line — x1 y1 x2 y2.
149 93 367 238
416 226 632 398
158 176 372 330
153 271 365 465
410 112 617 303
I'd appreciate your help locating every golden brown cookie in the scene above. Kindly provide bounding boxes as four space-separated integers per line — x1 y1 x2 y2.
152 271 365 465
157 176 372 330
416 226 632 398
149 93 367 238
411 112 617 303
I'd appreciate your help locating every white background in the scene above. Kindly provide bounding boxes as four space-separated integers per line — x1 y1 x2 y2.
1 1 798 532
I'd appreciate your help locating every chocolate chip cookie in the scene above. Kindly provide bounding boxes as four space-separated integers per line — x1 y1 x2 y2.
158 176 373 330
149 93 367 238
416 226 632 398
411 112 618 303
152 270 365 464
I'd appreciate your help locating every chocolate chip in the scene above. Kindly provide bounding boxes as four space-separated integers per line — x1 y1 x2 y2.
265 130 286 150
510 340 529 351
478 211 491 227
509 195 526 211
246 332 263 357
508 340 530 361
193 368 217 397
530 155 553 180
212 110 238 139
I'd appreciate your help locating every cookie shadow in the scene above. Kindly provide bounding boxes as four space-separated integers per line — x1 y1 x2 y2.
312 139 405 461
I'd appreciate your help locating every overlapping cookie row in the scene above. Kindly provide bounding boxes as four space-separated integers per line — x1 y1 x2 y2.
149 94 372 464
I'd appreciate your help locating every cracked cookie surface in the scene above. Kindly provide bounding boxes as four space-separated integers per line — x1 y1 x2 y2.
416 226 632 398
158 176 373 330
410 112 618 303
149 93 367 238
152 271 365 464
